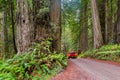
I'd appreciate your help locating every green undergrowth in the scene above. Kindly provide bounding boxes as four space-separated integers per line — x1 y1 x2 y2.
79 44 120 62
0 38 67 80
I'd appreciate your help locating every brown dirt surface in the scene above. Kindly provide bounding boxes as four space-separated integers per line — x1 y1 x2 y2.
51 58 120 80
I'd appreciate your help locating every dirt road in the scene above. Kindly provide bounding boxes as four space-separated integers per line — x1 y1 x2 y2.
51 58 120 80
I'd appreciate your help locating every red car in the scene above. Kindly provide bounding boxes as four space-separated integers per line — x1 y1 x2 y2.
67 51 77 59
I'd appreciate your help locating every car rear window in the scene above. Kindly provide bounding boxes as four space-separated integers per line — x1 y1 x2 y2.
69 52 75 54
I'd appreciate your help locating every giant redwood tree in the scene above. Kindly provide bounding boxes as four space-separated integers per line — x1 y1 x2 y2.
10 0 17 53
116 0 120 44
105 0 114 44
79 0 88 52
1 11 8 57
33 0 51 42
50 0 61 53
33 0 41 41
98 0 106 44
16 0 32 54
91 0 103 49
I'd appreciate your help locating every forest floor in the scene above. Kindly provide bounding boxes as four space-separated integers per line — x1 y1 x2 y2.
51 58 120 80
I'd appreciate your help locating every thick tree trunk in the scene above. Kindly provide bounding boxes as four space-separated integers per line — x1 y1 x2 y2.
33 0 40 40
16 0 31 54
105 0 114 44
91 0 103 49
33 0 40 17
1 11 8 58
10 0 17 53
116 0 120 43
50 0 61 53
114 3 117 43
33 0 51 42
80 2 88 52
98 0 106 44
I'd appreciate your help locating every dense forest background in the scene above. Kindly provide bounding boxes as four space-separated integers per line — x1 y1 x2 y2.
0 0 120 79
0 0 119 57
62 0 118 51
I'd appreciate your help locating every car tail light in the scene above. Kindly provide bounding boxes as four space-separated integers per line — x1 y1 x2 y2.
68 54 71 56
75 54 77 56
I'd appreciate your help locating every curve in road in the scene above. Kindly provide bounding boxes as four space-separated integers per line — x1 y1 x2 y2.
52 58 120 80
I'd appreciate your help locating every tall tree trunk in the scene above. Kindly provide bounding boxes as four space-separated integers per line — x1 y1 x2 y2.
16 0 31 54
50 0 61 53
10 0 17 53
105 0 114 44
79 1 88 52
116 0 120 43
33 0 51 42
1 11 8 58
91 0 103 49
113 0 118 44
98 0 106 44
33 0 40 40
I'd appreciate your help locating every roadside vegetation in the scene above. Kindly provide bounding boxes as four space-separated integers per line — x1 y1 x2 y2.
0 0 120 79
0 39 67 80
79 45 120 62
